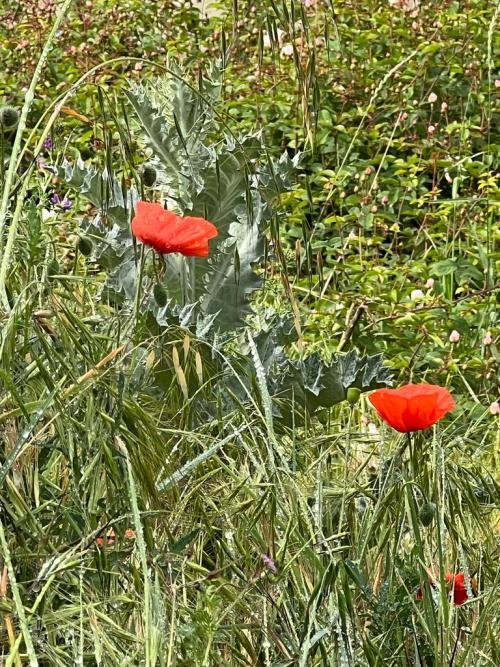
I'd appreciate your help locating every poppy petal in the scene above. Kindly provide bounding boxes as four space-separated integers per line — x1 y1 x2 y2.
132 202 179 254
178 216 218 242
169 216 218 257
368 391 411 432
131 202 218 257
451 572 468 605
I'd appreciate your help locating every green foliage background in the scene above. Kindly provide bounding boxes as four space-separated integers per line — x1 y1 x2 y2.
0 0 498 664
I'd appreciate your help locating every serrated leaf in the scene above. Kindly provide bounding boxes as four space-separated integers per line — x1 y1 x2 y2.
57 158 137 228
274 349 392 419
200 221 264 331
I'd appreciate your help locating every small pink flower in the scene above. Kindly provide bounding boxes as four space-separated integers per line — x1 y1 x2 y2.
427 124 436 134
425 278 434 289
276 29 286 45
280 43 294 57
449 330 460 343
489 401 500 416
428 92 437 104
440 101 448 113
262 34 272 48
495 80 500 88
483 331 493 345
261 554 277 573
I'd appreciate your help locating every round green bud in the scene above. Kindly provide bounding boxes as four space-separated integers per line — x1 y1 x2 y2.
418 502 436 527
0 106 20 131
346 387 362 405
47 258 60 278
153 282 168 308
316 409 329 425
142 164 157 187
77 236 93 256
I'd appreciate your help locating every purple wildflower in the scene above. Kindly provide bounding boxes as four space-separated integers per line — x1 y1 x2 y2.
61 198 72 211
43 137 53 151
50 193 61 205
261 554 277 573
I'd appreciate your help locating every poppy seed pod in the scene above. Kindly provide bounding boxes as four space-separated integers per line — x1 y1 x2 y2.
77 236 93 256
419 502 436 526
153 282 168 308
355 495 368 517
47 258 60 278
141 164 157 187
346 387 361 405
0 105 20 131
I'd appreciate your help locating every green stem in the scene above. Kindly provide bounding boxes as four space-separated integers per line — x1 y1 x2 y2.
189 256 196 305
0 518 38 666
0 165 34 310
121 438 153 665
134 244 146 333
337 408 352 533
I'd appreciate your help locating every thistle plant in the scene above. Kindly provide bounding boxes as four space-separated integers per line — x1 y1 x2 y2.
58 64 392 426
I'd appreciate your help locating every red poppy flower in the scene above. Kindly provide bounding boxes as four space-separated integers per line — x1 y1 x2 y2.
417 570 470 606
368 384 455 433
131 201 218 257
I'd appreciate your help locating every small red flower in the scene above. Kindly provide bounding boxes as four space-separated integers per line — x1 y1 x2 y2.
124 528 136 539
96 528 116 548
131 201 218 257
447 572 468 605
417 570 470 606
368 384 455 433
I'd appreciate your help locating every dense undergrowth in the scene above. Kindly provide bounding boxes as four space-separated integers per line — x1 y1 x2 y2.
0 0 498 665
